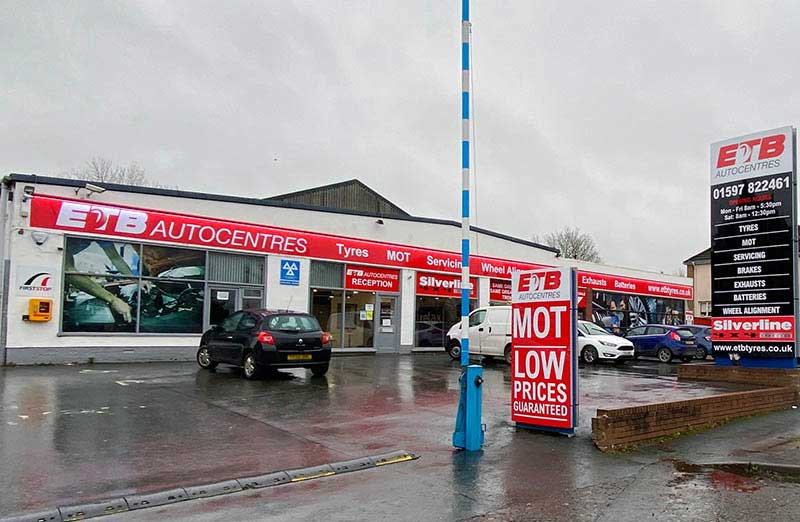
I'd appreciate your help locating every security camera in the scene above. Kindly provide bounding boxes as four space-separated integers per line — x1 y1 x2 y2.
85 183 106 194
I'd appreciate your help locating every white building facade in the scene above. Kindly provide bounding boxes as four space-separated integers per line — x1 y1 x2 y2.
0 175 693 364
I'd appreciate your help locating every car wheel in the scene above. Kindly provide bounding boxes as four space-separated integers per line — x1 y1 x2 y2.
311 364 329 377
242 352 261 380
504 345 513 365
581 346 599 365
656 347 673 363
196 346 217 370
448 343 461 360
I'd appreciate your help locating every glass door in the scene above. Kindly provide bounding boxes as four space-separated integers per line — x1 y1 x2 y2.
375 295 398 353
208 287 239 328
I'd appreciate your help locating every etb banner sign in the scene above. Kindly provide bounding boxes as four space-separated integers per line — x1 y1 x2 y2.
511 267 578 434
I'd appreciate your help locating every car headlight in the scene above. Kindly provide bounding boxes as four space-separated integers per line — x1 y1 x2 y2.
599 340 618 347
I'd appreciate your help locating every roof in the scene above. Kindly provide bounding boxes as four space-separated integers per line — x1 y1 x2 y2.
264 179 410 218
3 173 559 254
683 248 711 265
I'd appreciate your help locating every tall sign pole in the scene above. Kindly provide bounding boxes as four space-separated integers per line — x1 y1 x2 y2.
710 127 798 369
452 0 484 451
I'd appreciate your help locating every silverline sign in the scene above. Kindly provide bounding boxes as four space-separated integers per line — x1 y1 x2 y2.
710 126 799 365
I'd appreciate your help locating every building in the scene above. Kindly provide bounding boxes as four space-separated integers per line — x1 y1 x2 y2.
0 174 693 364
683 248 711 323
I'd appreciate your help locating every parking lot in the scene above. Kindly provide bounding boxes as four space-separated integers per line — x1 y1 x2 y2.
1 354 797 521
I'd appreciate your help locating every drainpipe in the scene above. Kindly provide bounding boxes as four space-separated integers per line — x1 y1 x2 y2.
0 180 11 365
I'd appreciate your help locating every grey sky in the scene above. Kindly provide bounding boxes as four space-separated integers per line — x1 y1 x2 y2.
3 1 799 274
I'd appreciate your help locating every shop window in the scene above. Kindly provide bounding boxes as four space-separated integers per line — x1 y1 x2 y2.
415 296 476 348
343 291 375 348
310 288 343 348
62 276 139 333
65 238 140 276
138 280 204 333
208 252 263 284
310 261 343 288
241 288 263 311
142 245 205 279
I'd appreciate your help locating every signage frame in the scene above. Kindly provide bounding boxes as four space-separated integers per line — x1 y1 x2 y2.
709 127 799 368
510 267 578 435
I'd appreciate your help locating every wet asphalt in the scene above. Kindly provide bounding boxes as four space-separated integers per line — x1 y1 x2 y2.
1 354 798 521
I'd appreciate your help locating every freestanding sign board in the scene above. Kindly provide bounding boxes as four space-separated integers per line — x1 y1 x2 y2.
510 267 578 434
710 127 799 368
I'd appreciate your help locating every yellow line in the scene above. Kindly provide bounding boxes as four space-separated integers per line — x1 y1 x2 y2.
290 471 336 482
375 455 413 466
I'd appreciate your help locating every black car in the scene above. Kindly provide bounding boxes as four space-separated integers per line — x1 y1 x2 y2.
196 310 332 379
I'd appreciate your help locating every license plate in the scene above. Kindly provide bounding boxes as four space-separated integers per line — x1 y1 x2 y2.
287 354 312 361
685 341 695 345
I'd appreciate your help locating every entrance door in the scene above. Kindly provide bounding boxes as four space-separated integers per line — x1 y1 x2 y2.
374 296 398 353
209 287 239 329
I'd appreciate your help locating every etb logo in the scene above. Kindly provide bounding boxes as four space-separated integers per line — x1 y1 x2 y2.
517 271 561 292
716 134 785 168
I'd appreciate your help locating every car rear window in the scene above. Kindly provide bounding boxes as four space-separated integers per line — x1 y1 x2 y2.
675 328 694 339
266 314 321 333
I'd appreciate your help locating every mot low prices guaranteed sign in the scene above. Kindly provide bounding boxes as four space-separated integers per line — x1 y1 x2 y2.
511 267 578 434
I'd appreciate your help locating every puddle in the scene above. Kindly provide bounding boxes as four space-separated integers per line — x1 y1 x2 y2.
666 458 800 492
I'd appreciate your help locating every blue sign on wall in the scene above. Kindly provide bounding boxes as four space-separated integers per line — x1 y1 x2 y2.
280 260 300 286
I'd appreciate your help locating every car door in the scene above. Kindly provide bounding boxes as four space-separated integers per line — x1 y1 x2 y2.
209 311 243 363
228 312 258 365
467 309 487 355
483 307 510 356
624 326 647 353
644 326 667 354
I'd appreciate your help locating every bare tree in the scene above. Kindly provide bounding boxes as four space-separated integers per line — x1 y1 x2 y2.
533 226 602 263
68 157 166 188
671 266 687 277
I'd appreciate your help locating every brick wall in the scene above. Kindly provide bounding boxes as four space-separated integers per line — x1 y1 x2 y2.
592 387 797 452
678 365 800 396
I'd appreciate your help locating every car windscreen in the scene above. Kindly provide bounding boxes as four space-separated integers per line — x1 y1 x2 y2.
581 322 610 336
266 314 321 333
674 328 694 339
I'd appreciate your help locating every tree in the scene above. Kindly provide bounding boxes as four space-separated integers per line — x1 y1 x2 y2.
67 157 166 188
533 226 602 263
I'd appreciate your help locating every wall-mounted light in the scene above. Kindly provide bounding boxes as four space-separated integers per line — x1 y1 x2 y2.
75 183 107 199
31 231 48 245
375 219 384 225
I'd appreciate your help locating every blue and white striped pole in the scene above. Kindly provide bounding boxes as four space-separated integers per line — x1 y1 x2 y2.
452 0 483 452
460 0 471 369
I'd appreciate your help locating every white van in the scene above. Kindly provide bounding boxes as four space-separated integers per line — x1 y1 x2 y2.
446 306 513 363
446 307 633 365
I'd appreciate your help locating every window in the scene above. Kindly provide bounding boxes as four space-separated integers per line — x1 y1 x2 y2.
469 310 486 327
208 252 263 285
415 296 477 348
626 327 646 336
310 289 343 348
699 301 711 316
142 245 205 279
221 311 243 333
61 237 266 335
581 322 611 336
310 261 343 288
238 314 258 331
266 314 321 333
646 326 666 335
344 291 375 348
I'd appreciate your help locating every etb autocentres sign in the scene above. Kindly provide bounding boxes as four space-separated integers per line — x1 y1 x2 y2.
511 267 578 434
710 127 798 366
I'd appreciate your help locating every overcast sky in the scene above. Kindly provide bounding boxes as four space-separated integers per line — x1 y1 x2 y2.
3 1 800 274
